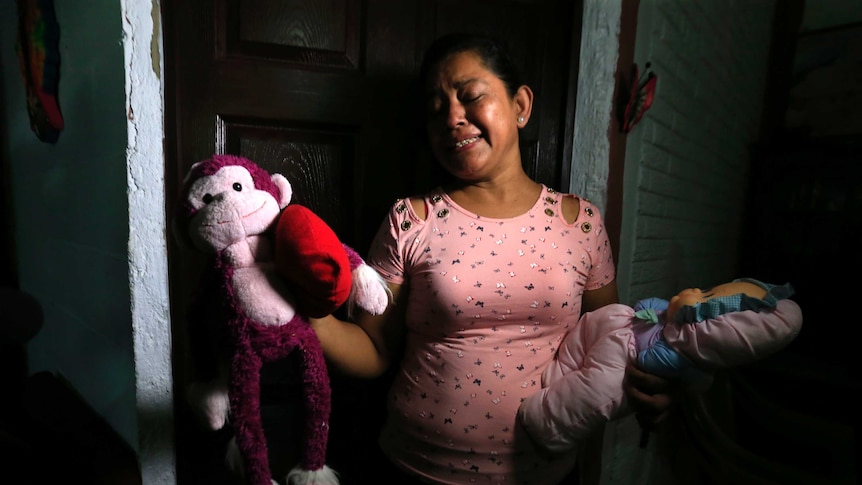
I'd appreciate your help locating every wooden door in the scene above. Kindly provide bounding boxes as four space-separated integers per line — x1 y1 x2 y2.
163 1 582 482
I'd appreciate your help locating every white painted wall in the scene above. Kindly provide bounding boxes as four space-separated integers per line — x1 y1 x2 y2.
616 1 776 306
570 0 622 213
121 0 175 482
602 2 776 484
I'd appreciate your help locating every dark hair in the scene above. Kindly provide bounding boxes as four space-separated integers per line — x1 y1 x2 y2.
418 33 524 97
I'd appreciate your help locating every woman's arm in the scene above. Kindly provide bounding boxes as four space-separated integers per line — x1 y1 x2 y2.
582 279 676 428
310 281 407 378
581 279 619 312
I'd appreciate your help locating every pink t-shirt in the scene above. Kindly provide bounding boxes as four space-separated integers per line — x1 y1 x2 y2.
367 185 616 484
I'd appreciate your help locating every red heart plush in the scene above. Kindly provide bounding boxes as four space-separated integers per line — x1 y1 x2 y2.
274 204 352 318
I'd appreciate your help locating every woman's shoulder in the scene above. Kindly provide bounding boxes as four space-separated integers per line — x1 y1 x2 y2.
553 189 605 225
559 194 580 224
385 189 440 222
408 197 426 220
404 186 449 220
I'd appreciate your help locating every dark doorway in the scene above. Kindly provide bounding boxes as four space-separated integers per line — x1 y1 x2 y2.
162 1 584 483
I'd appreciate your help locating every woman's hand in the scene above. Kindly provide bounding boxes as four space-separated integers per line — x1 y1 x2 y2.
623 363 678 431
308 281 405 379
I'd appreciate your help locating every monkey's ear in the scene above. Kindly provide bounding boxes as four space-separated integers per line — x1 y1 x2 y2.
183 161 204 184
271 173 292 209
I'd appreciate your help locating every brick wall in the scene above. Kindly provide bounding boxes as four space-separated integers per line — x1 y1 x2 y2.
617 0 776 304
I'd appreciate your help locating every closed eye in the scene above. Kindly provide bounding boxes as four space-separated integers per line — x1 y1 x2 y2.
460 92 481 103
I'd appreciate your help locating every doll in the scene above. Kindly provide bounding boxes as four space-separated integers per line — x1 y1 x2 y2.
517 278 803 456
174 154 389 485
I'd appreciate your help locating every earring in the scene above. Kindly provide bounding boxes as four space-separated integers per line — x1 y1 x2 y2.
518 116 524 124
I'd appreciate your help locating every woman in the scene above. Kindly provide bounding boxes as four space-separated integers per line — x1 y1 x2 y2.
311 33 674 484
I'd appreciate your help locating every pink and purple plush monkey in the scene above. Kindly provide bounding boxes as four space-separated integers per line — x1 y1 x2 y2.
174 154 389 485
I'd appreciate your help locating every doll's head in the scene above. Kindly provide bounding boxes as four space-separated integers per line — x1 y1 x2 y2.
174 154 291 254
667 278 794 324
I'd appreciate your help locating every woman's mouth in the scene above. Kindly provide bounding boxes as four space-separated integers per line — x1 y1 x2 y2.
454 136 480 148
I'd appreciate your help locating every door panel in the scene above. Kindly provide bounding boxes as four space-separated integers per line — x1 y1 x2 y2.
164 1 581 482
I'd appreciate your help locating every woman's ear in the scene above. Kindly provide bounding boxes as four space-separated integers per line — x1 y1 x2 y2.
515 85 534 126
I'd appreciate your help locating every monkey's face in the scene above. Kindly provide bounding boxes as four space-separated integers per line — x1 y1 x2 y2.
184 165 282 253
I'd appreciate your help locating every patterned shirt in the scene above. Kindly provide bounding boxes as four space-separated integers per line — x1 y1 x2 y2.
367 185 616 484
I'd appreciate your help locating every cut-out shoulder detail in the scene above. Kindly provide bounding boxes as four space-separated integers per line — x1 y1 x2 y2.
561 195 581 224
409 197 427 220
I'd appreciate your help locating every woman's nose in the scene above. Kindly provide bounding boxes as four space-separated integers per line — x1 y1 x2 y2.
445 101 466 128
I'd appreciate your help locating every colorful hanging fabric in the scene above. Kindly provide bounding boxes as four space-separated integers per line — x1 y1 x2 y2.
17 0 64 143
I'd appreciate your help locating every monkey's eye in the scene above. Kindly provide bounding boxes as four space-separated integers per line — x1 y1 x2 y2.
202 194 214 204
233 183 242 192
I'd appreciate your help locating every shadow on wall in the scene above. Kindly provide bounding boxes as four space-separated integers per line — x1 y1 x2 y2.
0 287 142 483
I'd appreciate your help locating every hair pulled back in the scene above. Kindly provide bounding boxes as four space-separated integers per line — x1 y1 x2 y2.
418 33 523 97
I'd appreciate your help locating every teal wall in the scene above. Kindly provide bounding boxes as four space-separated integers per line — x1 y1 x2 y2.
0 0 137 450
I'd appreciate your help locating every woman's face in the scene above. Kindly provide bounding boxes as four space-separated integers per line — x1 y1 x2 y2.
666 281 767 322
423 51 527 181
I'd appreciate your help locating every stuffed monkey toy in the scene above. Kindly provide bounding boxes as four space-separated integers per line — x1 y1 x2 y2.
174 154 389 485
